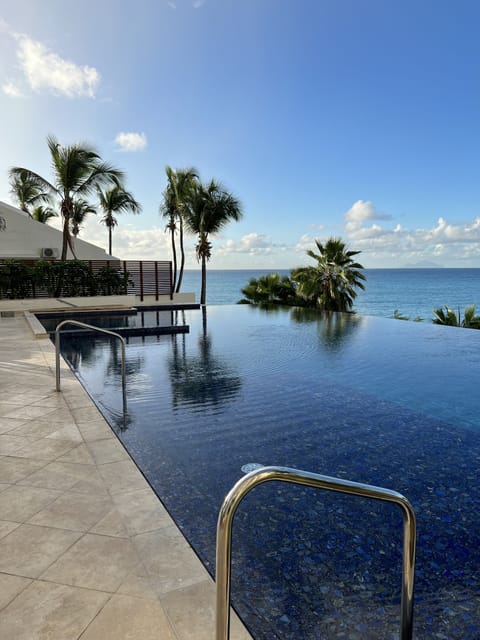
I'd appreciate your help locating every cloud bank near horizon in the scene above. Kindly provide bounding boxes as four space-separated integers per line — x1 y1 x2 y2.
342 200 480 265
57 199 480 268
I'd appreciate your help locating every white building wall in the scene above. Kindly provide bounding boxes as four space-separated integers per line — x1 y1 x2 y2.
0 201 118 260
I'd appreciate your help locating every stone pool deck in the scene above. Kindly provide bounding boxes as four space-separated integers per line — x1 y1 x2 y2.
0 312 251 639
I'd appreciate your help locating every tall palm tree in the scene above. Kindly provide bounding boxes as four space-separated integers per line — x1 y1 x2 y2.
183 179 243 305
71 199 96 237
160 166 198 293
9 169 51 217
97 185 141 256
292 237 366 311
9 135 123 259
31 205 58 224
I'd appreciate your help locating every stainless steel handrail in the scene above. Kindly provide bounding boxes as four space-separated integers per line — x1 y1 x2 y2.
54 320 127 418
216 466 416 640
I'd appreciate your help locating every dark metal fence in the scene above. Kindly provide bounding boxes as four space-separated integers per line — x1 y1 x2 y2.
121 260 173 301
0 259 173 301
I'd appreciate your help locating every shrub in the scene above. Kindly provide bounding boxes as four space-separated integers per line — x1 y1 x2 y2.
95 266 132 295
59 261 97 297
32 260 61 297
0 260 34 299
1 260 134 299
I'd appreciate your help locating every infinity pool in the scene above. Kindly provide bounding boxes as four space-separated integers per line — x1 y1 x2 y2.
54 305 480 639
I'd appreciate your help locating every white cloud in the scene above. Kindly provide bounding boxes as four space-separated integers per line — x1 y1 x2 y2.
50 196 480 269
342 199 480 266
217 233 290 256
0 22 100 98
2 81 23 97
285 202 480 267
15 35 100 98
192 0 206 7
295 234 316 253
66 215 171 260
344 200 392 232
115 132 148 152
432 216 480 242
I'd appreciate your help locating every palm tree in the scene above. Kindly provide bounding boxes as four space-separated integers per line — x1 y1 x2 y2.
9 169 51 217
71 199 96 237
31 205 58 224
391 309 423 322
432 305 480 328
160 166 198 293
97 185 141 256
183 179 243 305
292 237 366 312
10 135 123 259
238 273 298 305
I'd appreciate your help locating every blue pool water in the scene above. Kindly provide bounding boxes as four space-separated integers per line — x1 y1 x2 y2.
56 305 480 639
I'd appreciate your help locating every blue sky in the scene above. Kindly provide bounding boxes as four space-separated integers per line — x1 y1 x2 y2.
1 0 480 268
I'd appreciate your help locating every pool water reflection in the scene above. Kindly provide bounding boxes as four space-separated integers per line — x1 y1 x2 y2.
57 305 480 639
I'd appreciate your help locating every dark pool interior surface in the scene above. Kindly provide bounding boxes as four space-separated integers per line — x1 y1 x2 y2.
54 305 480 639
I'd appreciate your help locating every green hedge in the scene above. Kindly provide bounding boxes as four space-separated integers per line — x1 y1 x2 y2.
0 260 132 299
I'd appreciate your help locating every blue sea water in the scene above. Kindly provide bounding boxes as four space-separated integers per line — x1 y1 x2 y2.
180 268 480 320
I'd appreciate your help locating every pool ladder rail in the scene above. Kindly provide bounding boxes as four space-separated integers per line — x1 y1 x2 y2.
54 319 127 420
216 466 416 640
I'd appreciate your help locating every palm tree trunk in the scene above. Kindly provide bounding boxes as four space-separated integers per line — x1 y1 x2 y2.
108 227 112 256
176 217 185 293
200 254 207 305
67 230 78 259
171 227 177 292
61 216 69 261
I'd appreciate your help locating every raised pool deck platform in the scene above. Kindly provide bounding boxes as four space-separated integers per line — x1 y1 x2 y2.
0 310 250 639
0 292 197 314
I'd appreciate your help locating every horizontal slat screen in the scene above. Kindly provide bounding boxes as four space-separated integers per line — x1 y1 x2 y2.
0 259 173 300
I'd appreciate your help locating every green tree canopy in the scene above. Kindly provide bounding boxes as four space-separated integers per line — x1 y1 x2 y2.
9 169 51 217
238 273 299 305
160 166 198 293
432 305 480 328
31 205 58 224
10 135 123 259
97 185 141 255
71 199 96 237
292 237 366 311
183 179 243 305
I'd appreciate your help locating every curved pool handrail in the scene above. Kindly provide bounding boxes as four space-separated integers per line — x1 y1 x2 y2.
54 319 127 418
216 465 416 640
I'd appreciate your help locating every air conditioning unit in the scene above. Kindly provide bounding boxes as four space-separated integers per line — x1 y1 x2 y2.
40 247 59 258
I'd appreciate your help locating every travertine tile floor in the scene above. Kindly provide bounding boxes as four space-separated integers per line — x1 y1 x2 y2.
0 314 251 640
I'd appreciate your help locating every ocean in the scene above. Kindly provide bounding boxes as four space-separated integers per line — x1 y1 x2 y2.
180 268 480 321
